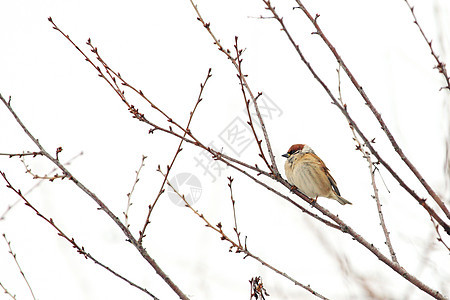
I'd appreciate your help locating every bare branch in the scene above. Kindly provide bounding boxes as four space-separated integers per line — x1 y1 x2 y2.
2 233 37 300
124 155 147 228
262 0 450 236
0 171 159 299
160 169 330 300
138 68 212 244
337 67 398 263
292 0 450 222
189 0 280 175
0 93 189 300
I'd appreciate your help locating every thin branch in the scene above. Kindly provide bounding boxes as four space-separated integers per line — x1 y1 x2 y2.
262 0 450 237
430 217 450 252
261 3 446 297
0 93 189 300
0 151 83 222
189 0 279 176
337 67 398 263
0 151 43 158
403 0 450 90
138 68 212 244
0 281 16 300
21 156 68 181
2 233 37 300
0 171 158 299
234 37 271 173
159 169 330 300
227 176 242 248
124 155 147 228
292 0 450 222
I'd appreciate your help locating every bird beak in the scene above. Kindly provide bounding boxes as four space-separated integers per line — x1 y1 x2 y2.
282 153 289 158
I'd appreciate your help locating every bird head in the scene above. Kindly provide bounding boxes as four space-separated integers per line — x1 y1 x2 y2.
282 144 314 158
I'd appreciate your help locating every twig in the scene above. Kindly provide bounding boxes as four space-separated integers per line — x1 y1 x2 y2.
337 67 398 263
262 0 450 237
292 0 450 222
0 93 189 300
0 171 158 299
189 0 279 176
159 169 330 300
0 151 43 158
403 0 450 91
0 282 16 300
137 68 211 244
227 176 242 248
261 3 446 298
21 156 68 181
234 37 271 174
2 233 37 300
0 151 83 222
430 217 450 252
124 155 147 228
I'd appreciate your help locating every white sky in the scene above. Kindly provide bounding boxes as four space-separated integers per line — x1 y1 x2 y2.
1 0 449 299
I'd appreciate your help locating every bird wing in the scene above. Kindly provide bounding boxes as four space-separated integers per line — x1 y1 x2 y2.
301 152 341 196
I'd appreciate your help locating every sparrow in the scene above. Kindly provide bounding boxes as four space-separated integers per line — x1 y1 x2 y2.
282 144 352 205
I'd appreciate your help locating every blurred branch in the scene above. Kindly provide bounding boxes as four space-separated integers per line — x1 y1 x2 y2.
337 67 398 263
0 171 159 299
291 0 450 223
2 233 37 300
160 168 330 300
0 93 189 300
403 0 450 91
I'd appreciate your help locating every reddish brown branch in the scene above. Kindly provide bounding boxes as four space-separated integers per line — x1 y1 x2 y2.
160 169 329 300
292 0 450 222
403 0 450 91
261 0 450 237
189 0 279 176
0 94 189 300
138 68 212 243
0 171 158 299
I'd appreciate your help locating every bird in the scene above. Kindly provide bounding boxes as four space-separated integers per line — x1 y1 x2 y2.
282 144 352 205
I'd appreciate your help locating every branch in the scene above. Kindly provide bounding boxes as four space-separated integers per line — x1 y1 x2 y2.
0 171 158 299
0 93 189 300
262 0 450 237
138 68 212 244
403 0 450 91
0 151 43 158
337 67 398 263
160 169 330 300
189 0 280 176
0 151 83 222
2 233 37 300
124 155 147 228
292 0 450 222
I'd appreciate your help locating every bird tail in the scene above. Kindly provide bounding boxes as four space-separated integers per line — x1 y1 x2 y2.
335 194 352 205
